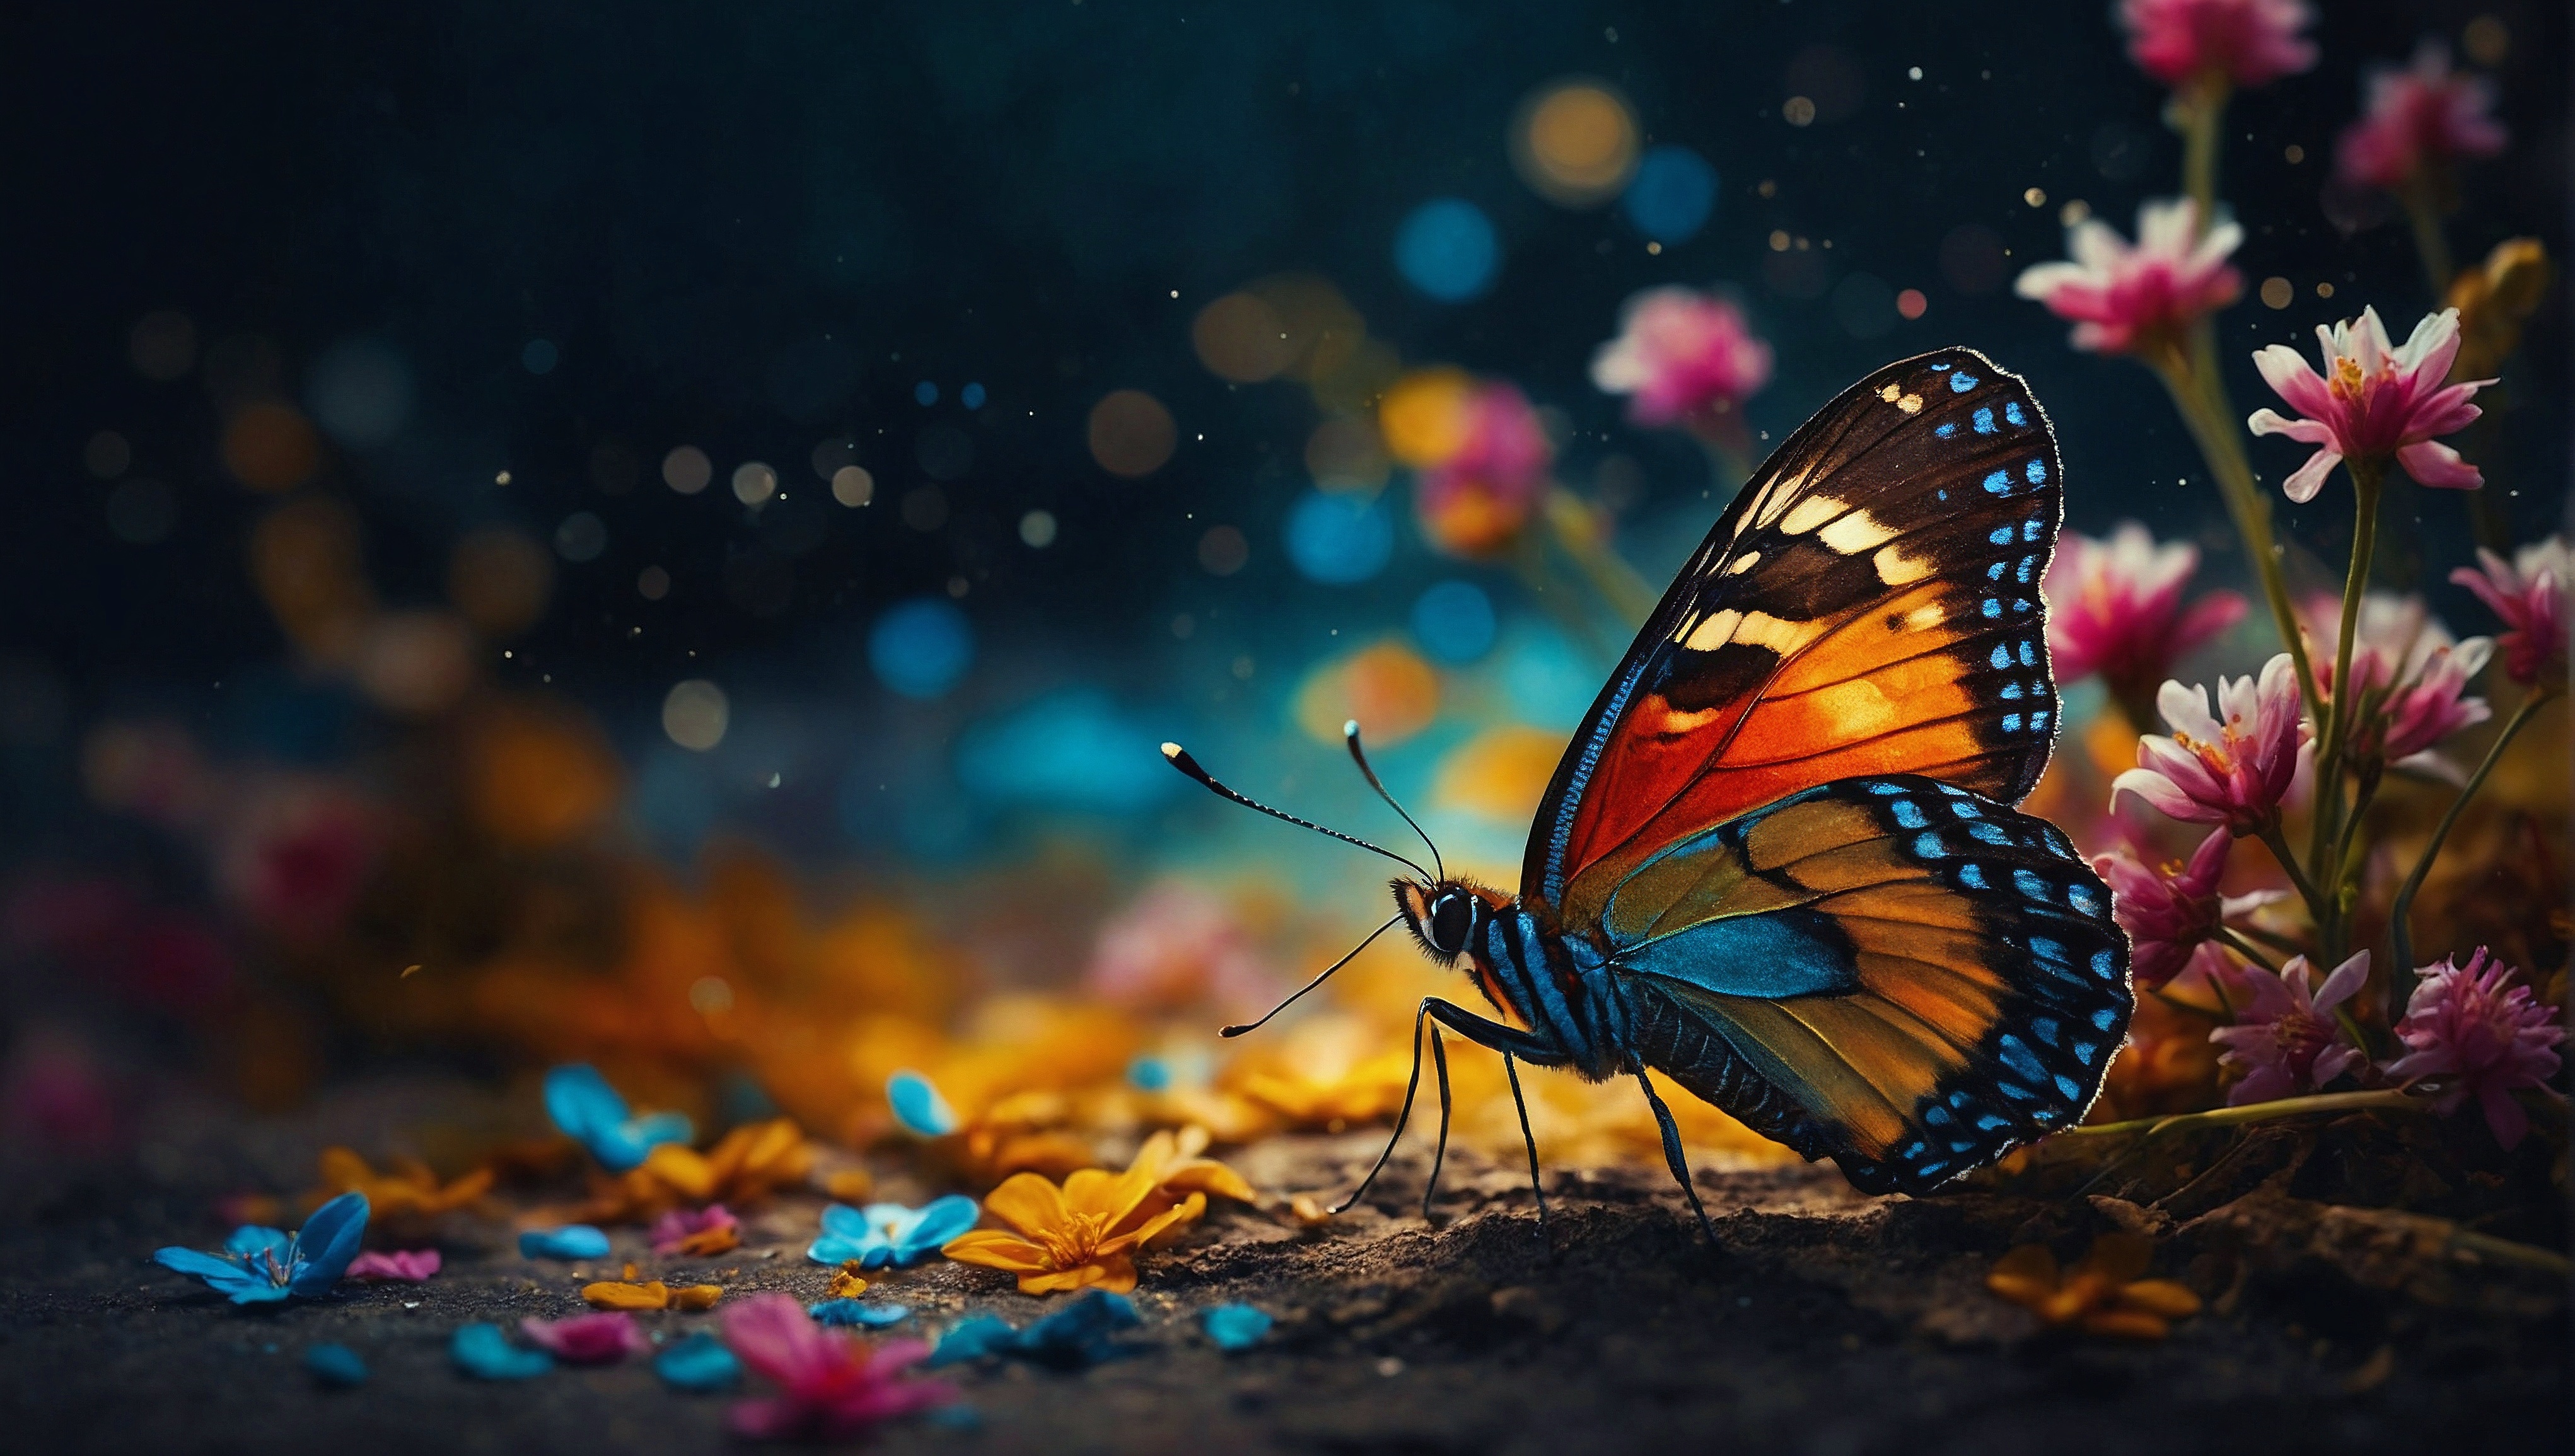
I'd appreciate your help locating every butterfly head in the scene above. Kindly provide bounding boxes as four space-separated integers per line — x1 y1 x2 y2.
1394 879 1488 962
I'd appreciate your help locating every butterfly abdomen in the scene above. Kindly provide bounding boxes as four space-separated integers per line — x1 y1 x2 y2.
1472 906 1633 1083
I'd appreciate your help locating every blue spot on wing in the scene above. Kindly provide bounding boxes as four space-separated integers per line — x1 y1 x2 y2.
1972 407 1995 434
1950 371 1979 391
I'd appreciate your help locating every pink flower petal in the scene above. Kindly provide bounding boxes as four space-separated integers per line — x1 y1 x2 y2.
2393 439 2481 490
2279 447 2341 503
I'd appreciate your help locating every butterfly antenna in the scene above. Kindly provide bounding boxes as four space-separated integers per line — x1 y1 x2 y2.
1160 742 1433 880
1220 913 1402 1038
1342 720 1443 882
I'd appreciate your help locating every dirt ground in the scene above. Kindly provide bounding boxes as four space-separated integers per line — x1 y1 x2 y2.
3 1079 2565 1456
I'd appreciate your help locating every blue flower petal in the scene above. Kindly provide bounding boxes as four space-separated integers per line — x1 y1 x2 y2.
654 1332 741 1392
1202 1303 1272 1352
809 1299 914 1328
154 1247 248 1282
305 1343 369 1387
226 1281 297 1305
895 1195 981 1262
518 1225 612 1261
451 1323 554 1380
626 1110 695 1157
925 1314 1020 1368
1016 1290 1141 1366
886 1070 958 1137
543 1064 628 1143
806 1234 866 1266
289 1192 370 1295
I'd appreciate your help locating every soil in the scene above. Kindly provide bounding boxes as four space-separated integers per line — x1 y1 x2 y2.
3 1080 2564 1456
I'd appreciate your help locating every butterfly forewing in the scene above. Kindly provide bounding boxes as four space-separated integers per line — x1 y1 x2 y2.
1524 349 2067 928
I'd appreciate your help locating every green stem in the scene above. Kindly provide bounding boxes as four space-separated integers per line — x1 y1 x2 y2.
1542 489 1657 627
2178 71 2230 226
2308 459 2384 961
2060 1088 2417 1140
2388 688 2554 990
2212 925 2280 974
2255 821 2330 927
2149 344 2322 715
2400 183 2455 303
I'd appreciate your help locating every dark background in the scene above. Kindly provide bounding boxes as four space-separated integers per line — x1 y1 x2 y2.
3 0 2564 862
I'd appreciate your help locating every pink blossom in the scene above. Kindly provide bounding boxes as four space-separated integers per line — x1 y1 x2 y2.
723 1293 951 1441
346 1249 441 1282
1083 880 1274 1015
2111 653 2312 834
649 1203 741 1257
1588 287 1774 431
2118 0 2316 89
2248 307 2492 501
2335 43 2508 193
520 1311 651 1364
2013 197 2243 357
2301 592 2493 773
2209 950 2369 1104
2046 523 2249 701
2450 536 2570 686
1415 382 1554 558
2383 948 2564 1150
2091 829 2285 990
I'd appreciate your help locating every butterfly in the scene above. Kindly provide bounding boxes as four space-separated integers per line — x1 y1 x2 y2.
1165 348 2130 1240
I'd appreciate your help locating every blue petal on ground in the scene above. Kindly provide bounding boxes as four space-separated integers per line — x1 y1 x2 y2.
928 1290 1142 1370
925 1315 1021 1368
305 1343 369 1387
289 1192 370 1295
518 1225 612 1260
809 1300 914 1328
451 1323 554 1380
654 1332 741 1392
1202 1302 1273 1351
886 1071 959 1136
897 1195 980 1261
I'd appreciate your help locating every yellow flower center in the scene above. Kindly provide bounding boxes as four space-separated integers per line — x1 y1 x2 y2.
2326 353 2371 403
1033 1210 1116 1268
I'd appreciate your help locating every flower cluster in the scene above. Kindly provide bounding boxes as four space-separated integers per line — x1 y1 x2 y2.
1589 287 1772 437
2014 198 2242 358
2385 949 2565 1150
2301 592 2494 774
2335 43 2507 195
2117 0 2315 90
2092 828 2282 990
2248 307 2490 500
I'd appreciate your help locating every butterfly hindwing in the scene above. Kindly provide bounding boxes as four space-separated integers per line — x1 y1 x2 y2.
1525 349 2066 930
1602 775 2130 1196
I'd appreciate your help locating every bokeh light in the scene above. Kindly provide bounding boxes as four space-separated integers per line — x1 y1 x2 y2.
1020 510 1058 548
1375 367 1472 468
1432 724 1567 822
956 690 1175 813
1783 44 1866 124
731 461 779 506
468 705 620 846
128 310 197 381
961 382 987 409
221 403 320 492
1284 490 1393 585
913 381 939 406
636 565 671 600
830 465 875 506
1086 390 1177 477
1511 80 1639 207
1393 199 1499 303
1305 416 1390 491
1191 292 1296 383
1897 287 1929 320
1196 524 1248 575
663 445 714 494
869 598 974 698
1622 145 1718 245
553 511 607 562
662 679 731 751
356 611 474 717
447 526 552 637
1411 580 1497 662
305 339 412 447
1293 641 1439 747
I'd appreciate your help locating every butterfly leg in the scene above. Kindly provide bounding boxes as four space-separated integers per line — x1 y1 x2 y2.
1503 1052 1550 1246
1635 1070 1721 1251
1339 998 1563 1217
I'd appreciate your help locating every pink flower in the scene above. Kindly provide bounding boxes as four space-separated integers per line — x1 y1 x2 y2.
2209 950 2369 1105
2013 197 2243 357
2046 523 2249 701
2092 829 2286 990
2119 0 2316 90
2301 592 2493 773
2249 306 2492 500
2383 948 2565 1150
346 1249 441 1282
650 1203 741 1257
2335 43 2508 193
1415 382 1554 558
2451 537 2570 686
2112 653 2313 834
723 1293 951 1442
520 1311 651 1365
1589 287 1774 432
1083 881 1274 1015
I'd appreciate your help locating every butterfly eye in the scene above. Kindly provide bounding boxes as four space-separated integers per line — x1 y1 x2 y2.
1428 891 1472 956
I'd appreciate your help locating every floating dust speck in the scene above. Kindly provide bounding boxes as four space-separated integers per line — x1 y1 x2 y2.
2023 187 2047 207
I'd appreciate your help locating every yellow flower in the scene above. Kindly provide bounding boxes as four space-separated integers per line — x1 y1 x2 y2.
311 1147 494 1222
1130 1125 1256 1206
571 1118 815 1223
826 1261 869 1300
581 1279 723 1312
943 1164 1206 1295
1986 1234 2202 1339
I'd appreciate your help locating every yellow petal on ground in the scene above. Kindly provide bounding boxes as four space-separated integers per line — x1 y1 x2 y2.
827 1262 869 1300
670 1284 723 1311
1288 1194 1334 1225
981 1172 1071 1237
1105 1191 1205 1257
2118 1280 2204 1319
582 1280 674 1311
2079 1309 2171 1341
1160 1160 1257 1204
941 1231 1058 1274
641 1144 719 1203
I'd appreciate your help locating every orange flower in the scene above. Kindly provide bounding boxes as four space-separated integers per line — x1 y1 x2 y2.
571 1118 815 1223
943 1164 1206 1296
1131 1126 1256 1207
1987 1234 2204 1339
581 1279 724 1312
311 1147 494 1222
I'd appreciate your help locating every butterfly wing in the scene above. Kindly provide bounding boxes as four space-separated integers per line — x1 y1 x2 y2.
1524 349 2066 929
1600 773 2129 1195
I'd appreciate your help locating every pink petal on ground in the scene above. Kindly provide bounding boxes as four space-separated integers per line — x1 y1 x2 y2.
723 1291 839 1388
347 1249 441 1281
2279 447 2342 503
2395 439 2482 490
